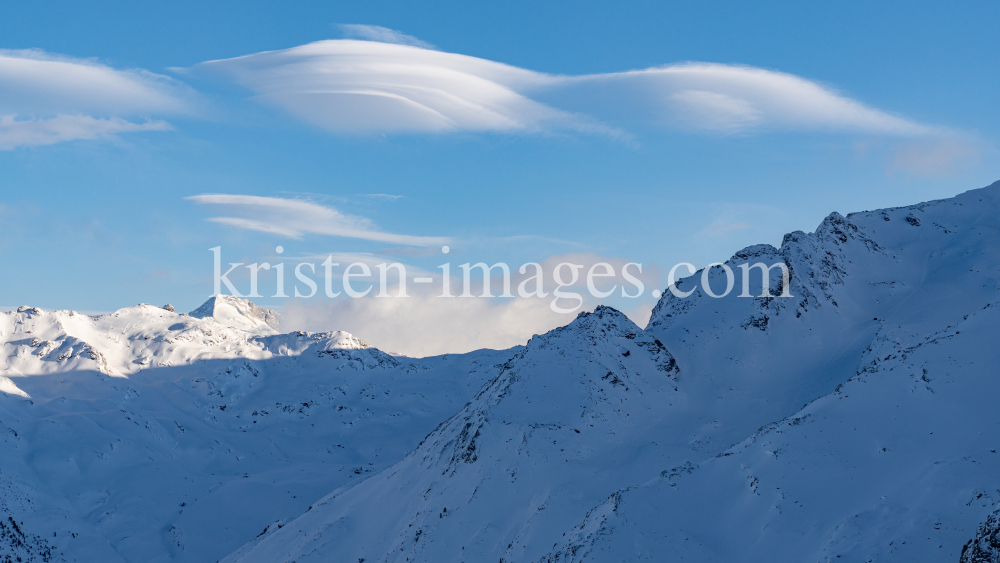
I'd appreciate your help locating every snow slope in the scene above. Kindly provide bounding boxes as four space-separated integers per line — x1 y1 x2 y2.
223 180 1000 563
0 297 516 562
3 182 1000 563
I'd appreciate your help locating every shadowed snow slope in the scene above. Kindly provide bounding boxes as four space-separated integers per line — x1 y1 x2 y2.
0 303 516 562
3 181 1000 562
223 181 1000 563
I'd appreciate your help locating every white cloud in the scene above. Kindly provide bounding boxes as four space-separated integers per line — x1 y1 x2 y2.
193 38 933 137
557 63 930 135
194 40 571 134
668 89 763 131
0 115 171 149
0 49 192 149
280 251 660 356
186 193 448 246
336 24 436 50
283 287 566 357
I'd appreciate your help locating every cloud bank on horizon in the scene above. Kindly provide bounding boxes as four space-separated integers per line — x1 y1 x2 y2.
0 49 193 149
279 250 661 356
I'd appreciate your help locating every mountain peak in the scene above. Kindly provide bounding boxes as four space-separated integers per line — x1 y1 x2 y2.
314 330 372 351
570 305 636 330
189 295 281 333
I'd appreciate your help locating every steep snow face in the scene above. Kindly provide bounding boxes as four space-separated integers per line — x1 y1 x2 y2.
645 183 1000 447
224 306 684 563
0 303 519 562
226 181 1000 563
542 300 1000 562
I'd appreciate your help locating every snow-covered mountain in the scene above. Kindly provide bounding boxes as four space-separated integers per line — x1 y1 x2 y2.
221 180 1000 563
2 181 1000 563
0 297 516 562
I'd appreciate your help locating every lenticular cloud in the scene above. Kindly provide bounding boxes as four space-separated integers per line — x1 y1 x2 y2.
186 193 448 247
195 40 567 133
193 38 930 136
0 49 193 148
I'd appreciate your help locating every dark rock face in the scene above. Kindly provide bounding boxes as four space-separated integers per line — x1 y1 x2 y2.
961 509 1000 563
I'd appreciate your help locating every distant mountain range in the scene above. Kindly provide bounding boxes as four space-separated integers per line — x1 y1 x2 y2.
2 180 999 562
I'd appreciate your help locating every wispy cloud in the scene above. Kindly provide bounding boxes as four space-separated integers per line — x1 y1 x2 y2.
363 193 405 201
0 115 171 149
889 134 984 176
336 24 436 50
0 49 193 149
192 34 935 137
186 194 448 246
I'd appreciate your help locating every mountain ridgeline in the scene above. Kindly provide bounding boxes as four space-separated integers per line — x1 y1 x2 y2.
2 181 1000 562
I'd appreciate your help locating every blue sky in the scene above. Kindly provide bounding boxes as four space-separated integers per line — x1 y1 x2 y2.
1 0 998 354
